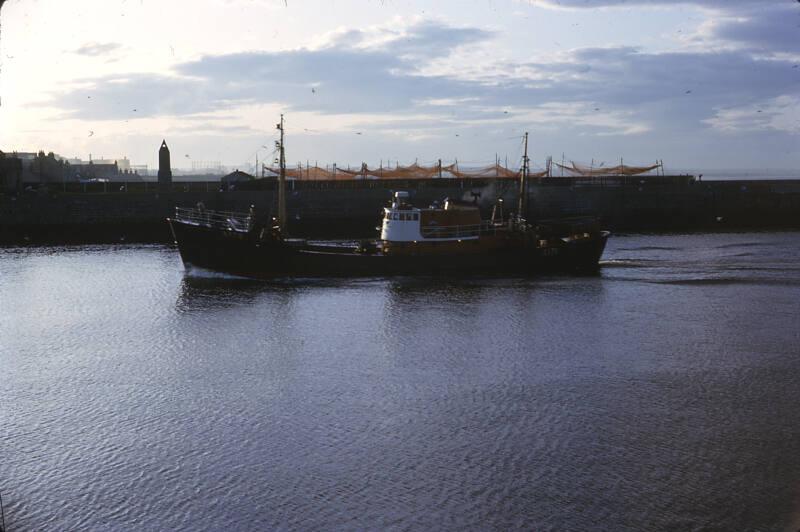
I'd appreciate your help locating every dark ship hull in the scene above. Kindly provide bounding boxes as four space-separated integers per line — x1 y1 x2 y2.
167 217 609 279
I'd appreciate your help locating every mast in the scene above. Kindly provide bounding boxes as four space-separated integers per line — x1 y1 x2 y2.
277 114 287 234
518 132 529 221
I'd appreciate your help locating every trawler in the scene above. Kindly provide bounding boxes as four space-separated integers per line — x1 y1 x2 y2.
167 117 609 278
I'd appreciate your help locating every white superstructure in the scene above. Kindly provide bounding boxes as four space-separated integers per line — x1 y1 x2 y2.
380 192 424 242
380 191 483 243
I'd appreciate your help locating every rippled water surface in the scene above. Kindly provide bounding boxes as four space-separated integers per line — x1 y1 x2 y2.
2 233 800 531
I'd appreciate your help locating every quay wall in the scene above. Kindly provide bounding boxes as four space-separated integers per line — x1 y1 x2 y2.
1 176 799 244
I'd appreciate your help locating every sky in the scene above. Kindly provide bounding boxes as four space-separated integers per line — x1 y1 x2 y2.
0 0 798 172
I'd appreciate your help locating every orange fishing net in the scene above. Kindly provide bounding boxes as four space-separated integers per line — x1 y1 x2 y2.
554 161 661 177
263 162 547 181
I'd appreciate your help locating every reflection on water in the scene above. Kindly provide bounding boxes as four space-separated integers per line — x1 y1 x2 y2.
176 277 282 311
2 234 800 530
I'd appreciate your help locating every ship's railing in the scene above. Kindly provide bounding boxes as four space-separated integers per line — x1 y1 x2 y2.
420 221 503 239
173 207 253 232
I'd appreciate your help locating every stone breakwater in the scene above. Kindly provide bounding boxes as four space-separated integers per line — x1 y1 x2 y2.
1 176 799 244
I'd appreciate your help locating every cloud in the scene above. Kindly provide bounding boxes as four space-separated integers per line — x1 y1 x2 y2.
318 18 493 56
54 20 492 119
532 0 800 55
704 95 800 134
49 17 799 142
528 46 799 107
531 1 764 8
711 4 800 54
73 42 123 57
56 74 214 119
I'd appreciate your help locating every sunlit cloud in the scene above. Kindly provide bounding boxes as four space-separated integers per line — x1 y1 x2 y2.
73 42 123 57
705 95 800 134
3 1 799 169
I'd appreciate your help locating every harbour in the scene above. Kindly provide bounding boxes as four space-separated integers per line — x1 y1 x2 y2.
3 128 798 246
3 0 800 528
2 175 799 245
2 232 800 530
165 126 610 278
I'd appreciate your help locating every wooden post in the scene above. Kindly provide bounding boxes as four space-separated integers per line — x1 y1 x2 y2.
518 132 529 221
277 114 287 234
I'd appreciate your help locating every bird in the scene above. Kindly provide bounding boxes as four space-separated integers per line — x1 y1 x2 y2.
594 107 600 111
88 131 94 137
355 132 362 135
311 88 316 94
185 154 190 157
685 90 692 94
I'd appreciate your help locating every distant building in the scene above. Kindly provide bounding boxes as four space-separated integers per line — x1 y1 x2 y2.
64 155 144 181
192 160 222 173
71 160 119 181
0 151 23 193
20 151 73 183
117 156 131 172
3 150 140 183
158 140 172 184
221 170 255 184
13 152 39 163
130 164 149 176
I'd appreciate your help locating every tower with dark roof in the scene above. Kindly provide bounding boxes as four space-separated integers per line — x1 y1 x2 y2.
158 140 172 184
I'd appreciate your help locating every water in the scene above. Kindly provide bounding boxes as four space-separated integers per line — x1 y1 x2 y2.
2 233 800 531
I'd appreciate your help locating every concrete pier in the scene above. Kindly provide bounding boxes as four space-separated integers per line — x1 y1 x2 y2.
1 176 798 244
